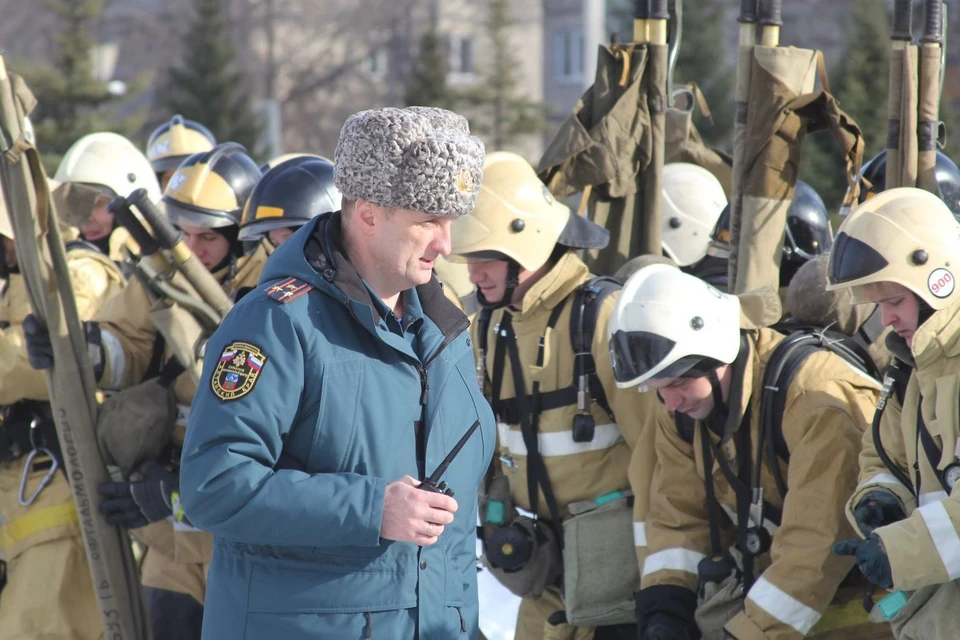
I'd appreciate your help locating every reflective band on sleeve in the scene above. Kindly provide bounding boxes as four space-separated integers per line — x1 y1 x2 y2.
917 501 960 580
641 548 705 578
496 422 623 457
99 329 126 388
858 472 910 492
919 491 948 507
634 522 647 547
747 576 822 635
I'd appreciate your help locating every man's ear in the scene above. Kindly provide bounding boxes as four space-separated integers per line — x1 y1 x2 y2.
352 199 378 236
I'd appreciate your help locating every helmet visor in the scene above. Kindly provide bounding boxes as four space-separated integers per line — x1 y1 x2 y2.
610 330 675 384
828 232 890 286
610 329 717 386
785 216 832 263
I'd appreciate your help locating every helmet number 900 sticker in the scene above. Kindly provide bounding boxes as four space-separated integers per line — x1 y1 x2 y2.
928 268 955 299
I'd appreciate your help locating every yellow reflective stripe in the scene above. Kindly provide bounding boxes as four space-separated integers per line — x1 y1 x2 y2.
0 502 79 547
255 205 285 219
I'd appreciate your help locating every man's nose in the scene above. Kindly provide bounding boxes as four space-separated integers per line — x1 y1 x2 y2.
879 305 897 329
467 264 484 285
659 389 683 412
434 226 452 257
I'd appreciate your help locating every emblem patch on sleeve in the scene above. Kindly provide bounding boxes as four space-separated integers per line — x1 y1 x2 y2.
211 341 268 401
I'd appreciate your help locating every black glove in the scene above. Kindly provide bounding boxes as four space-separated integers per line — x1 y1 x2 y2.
635 586 700 640
854 490 906 535
644 615 697 640
22 314 54 370
98 461 179 529
834 534 893 589
22 314 104 380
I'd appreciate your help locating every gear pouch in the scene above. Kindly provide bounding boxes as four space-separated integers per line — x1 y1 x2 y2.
482 515 563 599
562 491 638 627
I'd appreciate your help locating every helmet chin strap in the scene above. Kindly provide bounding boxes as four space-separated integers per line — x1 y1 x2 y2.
477 260 521 310
706 368 726 424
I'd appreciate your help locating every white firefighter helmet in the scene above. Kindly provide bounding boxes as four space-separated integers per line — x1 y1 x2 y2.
827 186 960 310
661 162 727 267
54 132 162 203
608 263 741 389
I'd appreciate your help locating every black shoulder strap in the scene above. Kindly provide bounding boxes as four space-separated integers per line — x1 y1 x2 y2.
675 412 697 444
760 326 884 499
477 307 493 356
502 311 565 542
570 276 621 421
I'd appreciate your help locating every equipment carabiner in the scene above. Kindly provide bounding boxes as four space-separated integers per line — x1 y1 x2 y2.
18 421 60 507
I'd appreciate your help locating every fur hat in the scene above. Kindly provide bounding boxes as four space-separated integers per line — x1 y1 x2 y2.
333 107 484 217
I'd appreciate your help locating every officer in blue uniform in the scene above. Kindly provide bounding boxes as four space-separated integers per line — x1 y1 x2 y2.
178 106 495 639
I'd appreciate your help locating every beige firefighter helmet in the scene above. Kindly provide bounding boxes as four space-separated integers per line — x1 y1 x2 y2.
827 187 960 310
448 151 608 271
661 162 727 267
146 115 217 174
54 132 162 203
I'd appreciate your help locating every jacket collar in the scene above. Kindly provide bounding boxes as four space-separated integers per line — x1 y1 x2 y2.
910 295 960 369
508 251 590 322
305 213 467 340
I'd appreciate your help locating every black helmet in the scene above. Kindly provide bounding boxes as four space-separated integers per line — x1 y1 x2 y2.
706 181 831 287
239 157 342 242
854 149 960 218
146 115 217 174
161 142 262 229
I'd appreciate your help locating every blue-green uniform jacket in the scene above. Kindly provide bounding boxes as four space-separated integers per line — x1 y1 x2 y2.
179 213 495 639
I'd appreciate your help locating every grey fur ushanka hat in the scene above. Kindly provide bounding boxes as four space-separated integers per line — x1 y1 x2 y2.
333 106 485 217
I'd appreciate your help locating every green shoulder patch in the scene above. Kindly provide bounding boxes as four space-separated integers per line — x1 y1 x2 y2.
211 341 268 401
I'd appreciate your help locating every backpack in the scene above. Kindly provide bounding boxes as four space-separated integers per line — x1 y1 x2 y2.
675 323 882 498
477 276 621 438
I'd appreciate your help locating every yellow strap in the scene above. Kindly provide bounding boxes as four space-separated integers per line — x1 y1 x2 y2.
578 185 593 215
618 49 632 87
1 501 79 548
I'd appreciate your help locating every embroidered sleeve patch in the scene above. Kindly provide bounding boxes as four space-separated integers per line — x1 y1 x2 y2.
211 341 268 401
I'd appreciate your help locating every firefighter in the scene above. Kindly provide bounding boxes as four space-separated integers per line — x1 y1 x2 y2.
830 187 960 636
611 265 888 639
145 115 217 190
0 190 124 640
449 151 660 640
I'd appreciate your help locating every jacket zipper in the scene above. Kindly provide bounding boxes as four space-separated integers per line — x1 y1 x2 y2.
416 320 469 475
456 606 466 633
363 612 373 638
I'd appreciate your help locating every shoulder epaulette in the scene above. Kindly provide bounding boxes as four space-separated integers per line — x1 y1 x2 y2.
264 277 314 304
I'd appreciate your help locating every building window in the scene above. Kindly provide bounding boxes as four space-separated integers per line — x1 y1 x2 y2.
367 49 388 78
554 28 584 82
449 35 476 78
